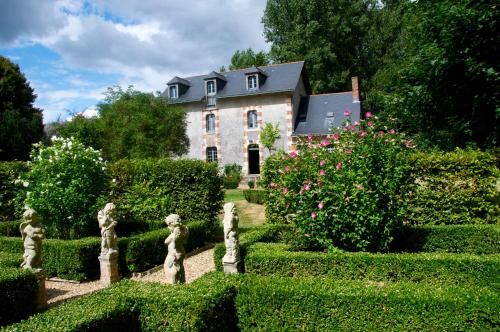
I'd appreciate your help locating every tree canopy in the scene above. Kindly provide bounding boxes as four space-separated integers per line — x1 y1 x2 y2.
228 48 270 70
0 56 44 160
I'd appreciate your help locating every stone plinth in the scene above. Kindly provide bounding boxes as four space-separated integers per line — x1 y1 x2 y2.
99 253 119 286
34 270 47 310
223 260 242 274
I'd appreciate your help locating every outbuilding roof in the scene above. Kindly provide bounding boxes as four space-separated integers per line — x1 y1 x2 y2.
163 61 306 103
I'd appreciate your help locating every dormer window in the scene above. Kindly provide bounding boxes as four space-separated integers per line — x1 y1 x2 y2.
169 85 178 99
247 75 258 90
206 80 216 95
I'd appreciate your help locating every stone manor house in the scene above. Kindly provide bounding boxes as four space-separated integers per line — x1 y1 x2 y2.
162 61 360 176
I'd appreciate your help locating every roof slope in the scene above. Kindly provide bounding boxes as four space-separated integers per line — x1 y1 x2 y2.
162 61 305 103
293 93 361 136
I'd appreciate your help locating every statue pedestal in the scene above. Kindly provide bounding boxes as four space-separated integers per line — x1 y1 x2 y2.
99 253 119 286
34 270 47 310
223 260 242 274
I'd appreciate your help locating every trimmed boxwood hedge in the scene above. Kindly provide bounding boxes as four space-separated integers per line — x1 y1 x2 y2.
242 189 267 205
244 243 500 287
0 268 38 327
0 220 216 281
0 221 21 237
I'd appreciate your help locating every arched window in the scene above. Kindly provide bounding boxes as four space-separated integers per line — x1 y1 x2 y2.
206 147 217 162
247 110 258 129
206 114 215 133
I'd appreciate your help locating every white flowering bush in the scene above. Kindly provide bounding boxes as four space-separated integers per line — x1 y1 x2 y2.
18 137 109 239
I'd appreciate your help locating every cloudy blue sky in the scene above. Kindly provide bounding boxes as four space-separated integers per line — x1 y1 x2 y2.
0 0 269 123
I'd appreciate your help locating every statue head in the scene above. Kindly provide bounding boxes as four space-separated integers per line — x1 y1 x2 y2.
103 203 116 216
224 202 236 214
23 208 39 225
165 214 181 228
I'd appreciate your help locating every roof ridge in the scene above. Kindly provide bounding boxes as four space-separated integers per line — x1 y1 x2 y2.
310 91 352 96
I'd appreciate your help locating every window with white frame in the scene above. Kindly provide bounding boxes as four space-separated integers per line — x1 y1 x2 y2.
247 75 257 90
169 85 178 99
206 80 216 95
206 147 217 162
206 114 215 133
248 110 258 129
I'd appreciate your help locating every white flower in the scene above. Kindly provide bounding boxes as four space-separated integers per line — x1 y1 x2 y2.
22 181 29 187
112 179 116 183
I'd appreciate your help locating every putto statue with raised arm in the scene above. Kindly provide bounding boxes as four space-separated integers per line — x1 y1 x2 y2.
164 214 189 284
223 202 241 273
20 208 45 271
98 203 118 258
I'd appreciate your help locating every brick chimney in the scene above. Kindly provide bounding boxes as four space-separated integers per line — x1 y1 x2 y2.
351 76 360 102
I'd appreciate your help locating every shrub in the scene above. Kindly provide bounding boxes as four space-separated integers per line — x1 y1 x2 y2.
0 268 38 326
402 149 499 225
262 113 412 251
17 137 109 239
110 159 223 232
247 180 255 189
0 221 21 237
243 189 267 205
244 243 500 287
223 163 242 189
0 162 28 221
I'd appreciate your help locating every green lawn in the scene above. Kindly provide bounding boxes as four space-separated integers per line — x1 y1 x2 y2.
222 189 265 229
224 189 245 202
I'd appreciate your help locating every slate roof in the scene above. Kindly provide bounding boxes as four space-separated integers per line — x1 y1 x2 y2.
167 76 191 86
162 61 306 103
293 93 361 136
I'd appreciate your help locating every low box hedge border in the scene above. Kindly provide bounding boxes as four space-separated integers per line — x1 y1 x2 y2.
244 243 500 288
242 189 267 205
0 268 38 327
0 220 216 281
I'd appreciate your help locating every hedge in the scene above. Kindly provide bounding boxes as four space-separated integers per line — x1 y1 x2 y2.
391 224 500 254
0 268 38 327
402 149 499 225
110 158 224 232
244 243 500 288
235 275 499 331
0 220 215 281
242 189 267 205
0 162 28 222
0 221 21 237
3 274 237 331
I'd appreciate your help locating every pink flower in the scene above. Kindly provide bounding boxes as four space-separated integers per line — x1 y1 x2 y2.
389 129 396 134
319 169 326 176
336 163 342 170
320 160 326 166
318 202 324 209
365 111 372 118
289 151 298 158
294 167 298 172
345 149 352 155
320 139 331 147
311 211 317 219
367 121 374 128
270 182 277 188
307 134 313 141
360 131 367 137
379 131 385 136
343 109 351 117
353 121 359 126
299 189 304 195
282 188 289 195
304 184 311 191
332 133 340 141
285 165 291 172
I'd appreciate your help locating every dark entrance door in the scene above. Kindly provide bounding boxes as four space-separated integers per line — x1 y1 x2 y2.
248 144 260 174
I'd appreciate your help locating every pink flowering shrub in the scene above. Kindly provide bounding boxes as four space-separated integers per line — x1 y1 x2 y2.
262 114 412 252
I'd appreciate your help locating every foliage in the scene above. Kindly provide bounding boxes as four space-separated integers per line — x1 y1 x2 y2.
110 158 223 233
98 86 189 161
236 275 499 331
259 122 281 153
402 149 499 225
0 268 38 327
0 161 28 221
228 48 270 70
0 56 44 161
52 114 104 152
367 0 499 149
247 181 255 189
262 113 412 252
223 163 242 189
18 137 109 239
243 189 267 205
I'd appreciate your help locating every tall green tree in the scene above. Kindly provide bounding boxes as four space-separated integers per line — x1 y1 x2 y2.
0 56 44 160
98 87 189 160
367 0 499 149
228 48 270 70
52 114 104 151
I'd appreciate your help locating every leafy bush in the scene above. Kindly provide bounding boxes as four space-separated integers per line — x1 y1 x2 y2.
17 137 109 239
0 268 38 326
0 221 21 237
262 113 412 251
236 275 499 331
243 189 267 205
223 163 242 189
247 180 255 189
110 159 223 232
0 162 28 221
402 149 499 225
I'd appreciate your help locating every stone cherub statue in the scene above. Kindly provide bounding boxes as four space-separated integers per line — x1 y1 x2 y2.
164 214 189 284
97 203 118 258
223 202 240 267
20 208 45 271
